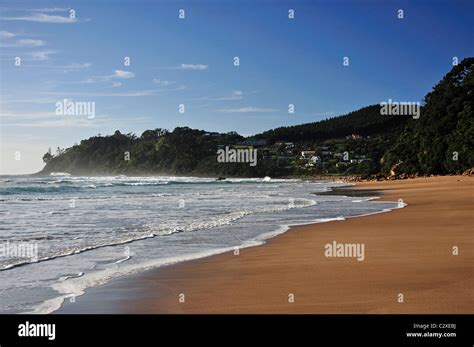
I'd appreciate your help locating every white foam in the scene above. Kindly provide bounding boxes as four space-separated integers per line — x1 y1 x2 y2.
27 215 347 314
49 172 71 176
26 246 247 314
114 256 131 264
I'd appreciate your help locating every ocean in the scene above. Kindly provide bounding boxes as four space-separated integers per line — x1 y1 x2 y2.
0 175 400 313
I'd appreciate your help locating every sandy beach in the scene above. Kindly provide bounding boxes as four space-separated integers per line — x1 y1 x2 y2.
58 175 473 314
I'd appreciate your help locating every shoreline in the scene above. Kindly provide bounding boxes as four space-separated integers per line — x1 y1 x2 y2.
56 176 473 314
53 181 381 314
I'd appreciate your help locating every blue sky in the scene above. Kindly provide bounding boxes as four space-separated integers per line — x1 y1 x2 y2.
1 0 473 174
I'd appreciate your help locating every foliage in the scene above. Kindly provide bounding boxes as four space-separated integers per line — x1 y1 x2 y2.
381 58 474 175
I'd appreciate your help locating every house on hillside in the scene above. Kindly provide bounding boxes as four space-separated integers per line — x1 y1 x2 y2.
300 150 316 159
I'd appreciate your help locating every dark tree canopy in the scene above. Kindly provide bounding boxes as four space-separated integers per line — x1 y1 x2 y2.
381 57 474 175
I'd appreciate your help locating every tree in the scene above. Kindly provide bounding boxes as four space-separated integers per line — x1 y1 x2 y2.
42 147 53 163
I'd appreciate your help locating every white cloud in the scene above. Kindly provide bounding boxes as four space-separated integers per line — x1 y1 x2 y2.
31 8 69 13
113 70 135 79
0 38 45 47
40 85 186 97
64 62 92 69
0 97 58 105
77 70 135 84
87 86 185 96
0 30 16 38
193 90 244 102
18 38 44 46
1 110 108 128
158 64 208 70
9 118 98 128
80 78 96 84
61 62 92 72
179 64 208 70
111 81 122 88
152 78 174 86
0 111 58 120
216 106 277 113
0 62 92 70
29 50 57 61
216 90 243 100
1 13 77 24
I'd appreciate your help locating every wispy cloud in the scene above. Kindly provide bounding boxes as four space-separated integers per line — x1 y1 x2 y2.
0 30 16 38
158 63 208 71
216 90 243 101
5 118 102 128
31 8 70 13
180 64 208 70
64 62 92 69
34 69 132 88
1 13 77 24
28 50 57 61
192 90 244 102
78 70 135 85
112 70 135 79
152 78 174 86
0 96 59 105
0 38 45 48
62 62 92 72
40 85 186 97
0 110 58 120
216 106 277 113
0 62 92 71
1 110 108 128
